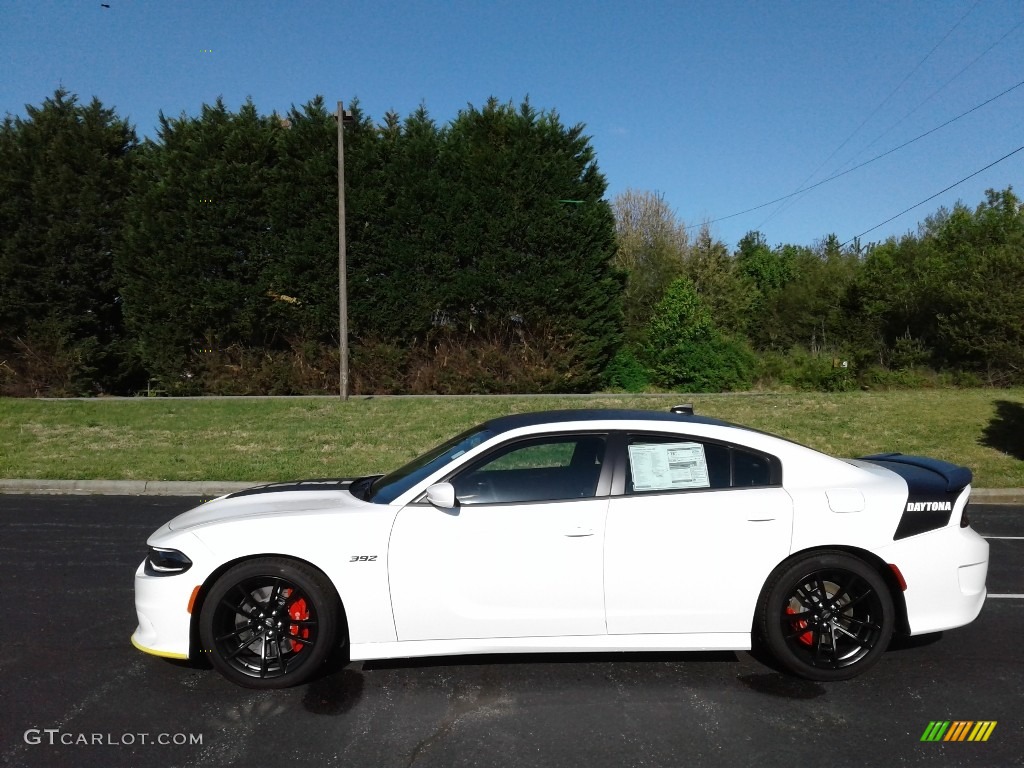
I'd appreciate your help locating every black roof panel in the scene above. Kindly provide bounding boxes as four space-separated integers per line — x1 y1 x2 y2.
482 408 739 435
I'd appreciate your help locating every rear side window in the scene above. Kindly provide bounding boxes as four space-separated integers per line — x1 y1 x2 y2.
733 447 773 487
625 434 778 494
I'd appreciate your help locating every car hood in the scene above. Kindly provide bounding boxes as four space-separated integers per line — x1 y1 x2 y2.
166 478 365 532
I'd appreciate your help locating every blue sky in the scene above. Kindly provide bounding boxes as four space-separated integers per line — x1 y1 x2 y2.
2 0 1022 250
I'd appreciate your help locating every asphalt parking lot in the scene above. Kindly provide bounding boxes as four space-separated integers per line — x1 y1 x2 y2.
0 495 1020 768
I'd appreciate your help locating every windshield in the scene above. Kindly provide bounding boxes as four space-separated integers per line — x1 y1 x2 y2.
365 425 496 504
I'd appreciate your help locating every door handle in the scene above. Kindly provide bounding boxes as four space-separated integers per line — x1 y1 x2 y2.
746 517 776 522
563 527 594 537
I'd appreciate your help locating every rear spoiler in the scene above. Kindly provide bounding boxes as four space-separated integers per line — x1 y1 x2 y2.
859 453 972 493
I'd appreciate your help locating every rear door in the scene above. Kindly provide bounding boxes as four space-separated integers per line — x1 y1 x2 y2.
604 433 793 635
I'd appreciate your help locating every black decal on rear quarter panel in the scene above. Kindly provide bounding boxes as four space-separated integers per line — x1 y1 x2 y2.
859 454 970 540
894 496 955 539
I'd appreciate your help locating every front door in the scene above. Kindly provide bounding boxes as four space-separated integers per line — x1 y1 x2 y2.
388 433 610 641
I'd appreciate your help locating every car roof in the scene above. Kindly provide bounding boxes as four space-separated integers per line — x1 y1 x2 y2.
482 408 740 435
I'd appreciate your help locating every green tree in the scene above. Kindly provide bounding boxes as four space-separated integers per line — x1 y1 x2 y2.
746 236 859 357
927 188 1024 380
641 277 755 392
117 98 283 392
261 97 344 344
611 189 688 343
735 233 797 351
347 104 450 342
683 224 756 338
0 89 138 394
436 98 624 389
844 187 1024 383
736 230 792 294
844 232 934 368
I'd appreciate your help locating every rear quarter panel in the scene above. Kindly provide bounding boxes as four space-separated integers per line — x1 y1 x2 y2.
787 459 910 554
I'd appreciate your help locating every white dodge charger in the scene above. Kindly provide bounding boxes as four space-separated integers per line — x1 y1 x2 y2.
132 407 989 688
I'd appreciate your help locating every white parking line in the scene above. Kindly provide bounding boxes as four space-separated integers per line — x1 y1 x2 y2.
987 594 1024 599
981 536 1024 540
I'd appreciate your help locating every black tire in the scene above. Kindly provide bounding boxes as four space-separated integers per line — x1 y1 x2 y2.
199 557 338 689
757 552 894 682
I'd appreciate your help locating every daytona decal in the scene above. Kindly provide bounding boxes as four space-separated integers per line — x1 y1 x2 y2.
894 495 957 539
905 501 953 512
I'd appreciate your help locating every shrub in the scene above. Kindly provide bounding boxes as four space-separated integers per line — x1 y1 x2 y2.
646 335 756 392
351 326 587 394
602 348 650 392
0 325 86 396
754 348 854 392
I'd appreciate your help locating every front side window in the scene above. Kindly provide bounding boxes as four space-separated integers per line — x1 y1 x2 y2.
452 434 607 505
625 434 777 494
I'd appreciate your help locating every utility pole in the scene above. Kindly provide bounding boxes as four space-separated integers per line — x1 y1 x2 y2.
337 101 354 399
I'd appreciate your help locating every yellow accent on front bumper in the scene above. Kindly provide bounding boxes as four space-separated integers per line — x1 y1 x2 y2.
131 633 189 660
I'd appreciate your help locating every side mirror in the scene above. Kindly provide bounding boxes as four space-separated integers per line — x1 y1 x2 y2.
425 482 457 509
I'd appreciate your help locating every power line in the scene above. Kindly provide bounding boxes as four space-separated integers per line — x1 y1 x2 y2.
763 12 1024 230
754 1 981 229
841 143 1024 246
683 77 1024 230
828 16 1024 186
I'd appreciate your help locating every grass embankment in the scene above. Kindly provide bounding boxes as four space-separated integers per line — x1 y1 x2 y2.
1 390 1022 487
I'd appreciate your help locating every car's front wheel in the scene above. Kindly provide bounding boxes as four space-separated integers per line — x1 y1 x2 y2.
758 552 894 681
199 557 339 688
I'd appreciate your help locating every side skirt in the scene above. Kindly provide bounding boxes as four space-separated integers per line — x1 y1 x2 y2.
349 633 750 662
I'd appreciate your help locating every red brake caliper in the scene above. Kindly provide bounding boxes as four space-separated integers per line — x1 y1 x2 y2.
286 593 310 653
786 606 814 646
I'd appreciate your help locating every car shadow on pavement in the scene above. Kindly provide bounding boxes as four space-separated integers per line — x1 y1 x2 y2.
735 672 827 699
302 667 365 715
887 631 943 651
979 400 1024 460
297 650 742 715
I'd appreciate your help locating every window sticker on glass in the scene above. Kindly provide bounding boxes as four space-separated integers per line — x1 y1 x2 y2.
628 442 710 491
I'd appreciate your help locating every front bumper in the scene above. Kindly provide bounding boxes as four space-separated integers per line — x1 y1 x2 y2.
131 558 200 659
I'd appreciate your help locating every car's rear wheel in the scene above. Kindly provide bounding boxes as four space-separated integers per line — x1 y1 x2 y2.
199 557 338 689
758 552 894 681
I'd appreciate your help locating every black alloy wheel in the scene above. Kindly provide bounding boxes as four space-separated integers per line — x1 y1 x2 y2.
759 552 894 682
199 558 338 689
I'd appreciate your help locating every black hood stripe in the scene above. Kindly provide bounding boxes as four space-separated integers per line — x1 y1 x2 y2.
225 478 356 499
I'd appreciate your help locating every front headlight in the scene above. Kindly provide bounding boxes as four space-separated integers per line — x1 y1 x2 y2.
144 547 193 576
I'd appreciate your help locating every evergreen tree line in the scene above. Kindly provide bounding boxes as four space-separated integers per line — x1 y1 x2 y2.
0 89 1021 396
0 90 620 395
